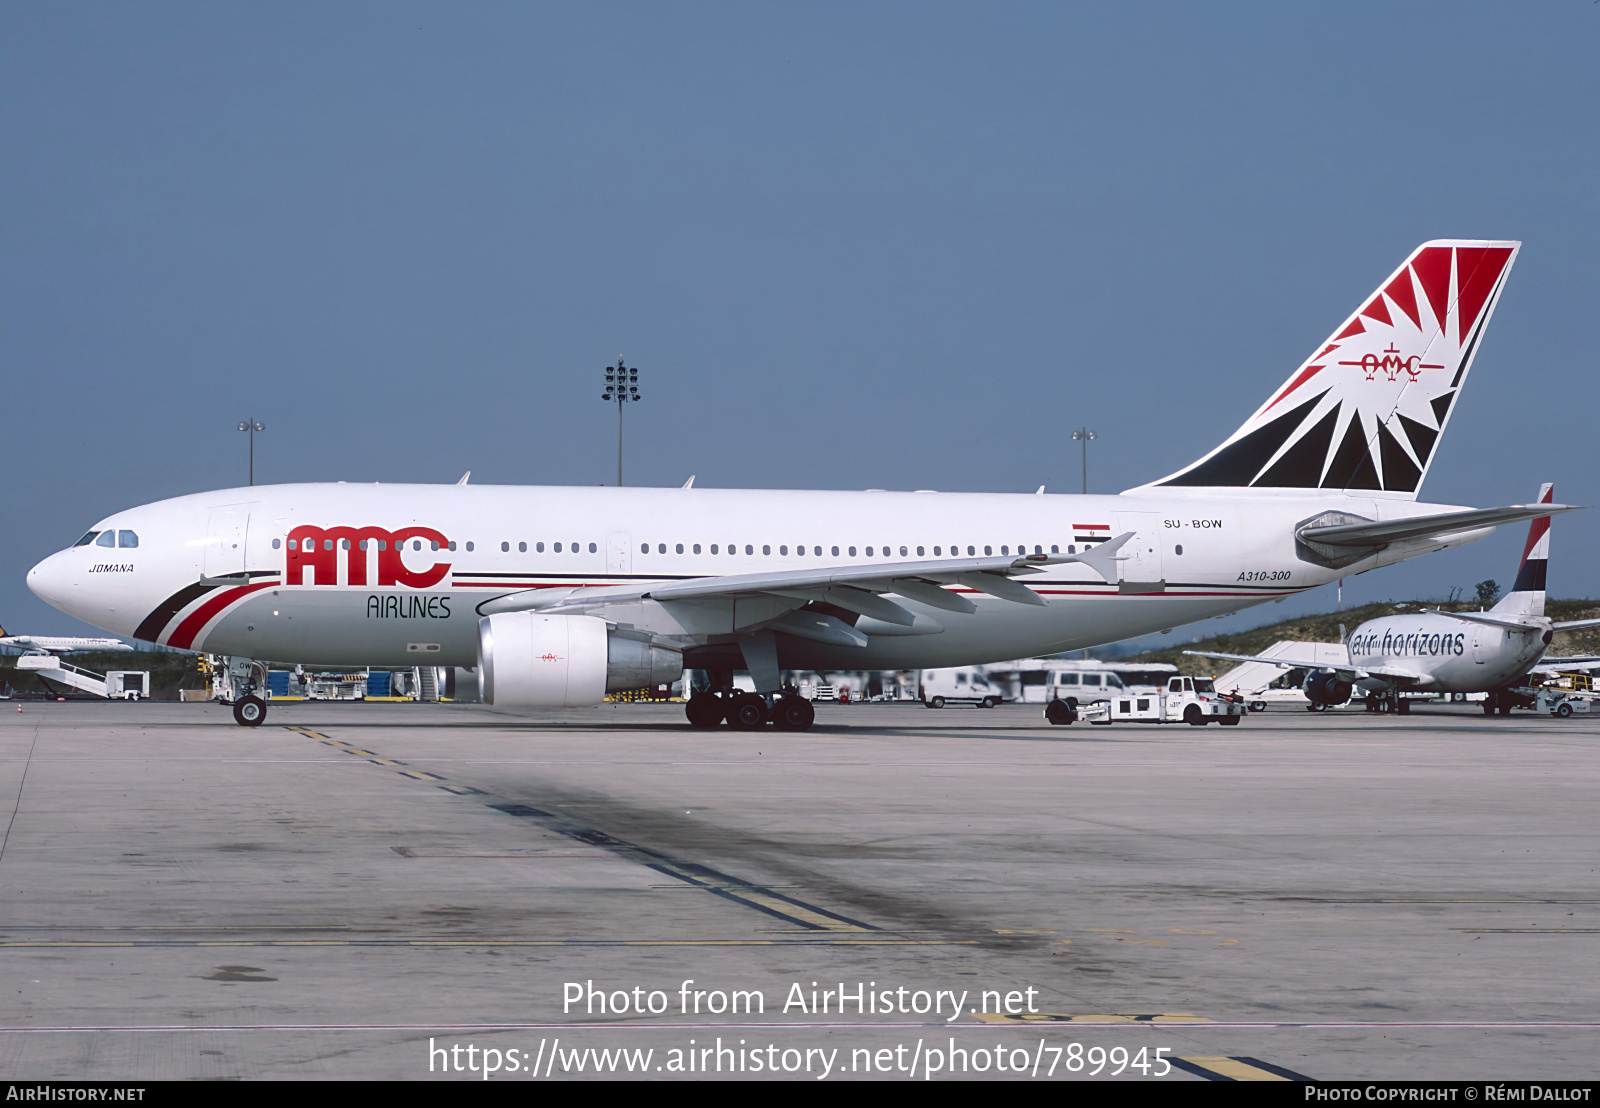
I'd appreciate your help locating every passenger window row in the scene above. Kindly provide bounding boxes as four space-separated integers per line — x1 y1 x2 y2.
250 537 1106 561
634 542 1087 558
500 542 597 554
274 538 463 552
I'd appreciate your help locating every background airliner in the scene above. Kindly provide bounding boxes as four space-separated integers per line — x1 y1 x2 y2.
1189 484 1600 714
0 625 133 656
27 240 1572 730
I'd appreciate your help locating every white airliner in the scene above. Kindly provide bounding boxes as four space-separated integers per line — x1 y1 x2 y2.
0 625 133 656
1189 484 1600 714
26 239 1575 730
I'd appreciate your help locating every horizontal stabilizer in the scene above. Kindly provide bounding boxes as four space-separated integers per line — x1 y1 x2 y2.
1299 504 1581 548
1422 609 1545 632
1553 618 1600 633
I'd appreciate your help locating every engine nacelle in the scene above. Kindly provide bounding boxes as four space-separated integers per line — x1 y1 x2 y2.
477 613 682 708
1303 670 1353 706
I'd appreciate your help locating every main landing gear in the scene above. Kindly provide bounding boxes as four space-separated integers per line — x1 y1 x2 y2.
684 673 816 732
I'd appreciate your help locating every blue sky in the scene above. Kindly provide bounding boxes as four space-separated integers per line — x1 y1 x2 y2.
4 2 1597 641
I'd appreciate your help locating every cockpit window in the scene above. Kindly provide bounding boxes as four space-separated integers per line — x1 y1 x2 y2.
118 531 139 548
73 531 100 547
95 531 116 548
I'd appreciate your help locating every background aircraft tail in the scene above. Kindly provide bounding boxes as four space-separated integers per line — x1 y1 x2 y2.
1491 483 1552 617
1142 239 1520 498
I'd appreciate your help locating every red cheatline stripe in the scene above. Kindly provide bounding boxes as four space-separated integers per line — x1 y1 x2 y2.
1519 486 1555 566
167 582 278 650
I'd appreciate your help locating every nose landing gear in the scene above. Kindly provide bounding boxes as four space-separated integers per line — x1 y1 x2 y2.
233 695 267 727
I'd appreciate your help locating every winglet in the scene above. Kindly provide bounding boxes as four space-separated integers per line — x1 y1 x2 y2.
682 475 696 489
1075 532 1133 585
457 471 471 485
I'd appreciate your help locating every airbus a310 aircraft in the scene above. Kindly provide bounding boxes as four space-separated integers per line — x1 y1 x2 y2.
1189 484 1600 715
27 239 1573 730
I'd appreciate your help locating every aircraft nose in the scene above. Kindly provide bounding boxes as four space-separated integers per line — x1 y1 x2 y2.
27 550 75 613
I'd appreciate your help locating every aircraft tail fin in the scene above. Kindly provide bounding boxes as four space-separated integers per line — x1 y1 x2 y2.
1491 483 1552 617
1139 240 1520 499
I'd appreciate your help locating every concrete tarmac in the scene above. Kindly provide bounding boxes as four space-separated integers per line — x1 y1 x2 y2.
1 698 1596 1082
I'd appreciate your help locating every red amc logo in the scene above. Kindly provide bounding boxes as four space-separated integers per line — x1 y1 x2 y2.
286 525 451 588
1339 343 1444 383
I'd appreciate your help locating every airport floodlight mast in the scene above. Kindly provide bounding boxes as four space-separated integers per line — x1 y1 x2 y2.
601 358 640 486
1072 427 1096 494
237 419 265 486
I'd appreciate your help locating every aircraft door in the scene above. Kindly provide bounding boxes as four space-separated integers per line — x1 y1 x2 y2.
606 532 632 579
204 508 251 579
1112 512 1165 593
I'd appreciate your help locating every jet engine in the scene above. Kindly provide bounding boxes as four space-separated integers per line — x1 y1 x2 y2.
1303 670 1353 706
477 612 682 708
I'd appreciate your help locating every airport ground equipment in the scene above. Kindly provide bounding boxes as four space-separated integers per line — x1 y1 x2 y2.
1076 676 1244 726
11 655 149 699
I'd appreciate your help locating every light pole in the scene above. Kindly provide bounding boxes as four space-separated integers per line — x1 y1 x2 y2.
1072 427 1096 494
237 419 265 486
601 358 640 486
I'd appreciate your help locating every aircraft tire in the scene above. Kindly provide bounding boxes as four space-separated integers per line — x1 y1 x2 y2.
1498 703 1513 716
771 696 815 731
233 695 266 728
685 695 724 729
1397 699 1411 715
727 693 769 731
1482 695 1498 716
1044 699 1075 726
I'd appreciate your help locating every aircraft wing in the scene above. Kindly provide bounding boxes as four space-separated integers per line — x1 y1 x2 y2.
480 535 1135 624
1298 504 1582 548
1533 656 1600 671
1183 649 1428 686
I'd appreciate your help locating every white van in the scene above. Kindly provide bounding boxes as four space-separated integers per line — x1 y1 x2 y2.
920 667 1004 709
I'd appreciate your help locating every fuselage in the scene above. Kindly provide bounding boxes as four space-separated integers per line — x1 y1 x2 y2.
27 482 1490 672
1347 612 1549 693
